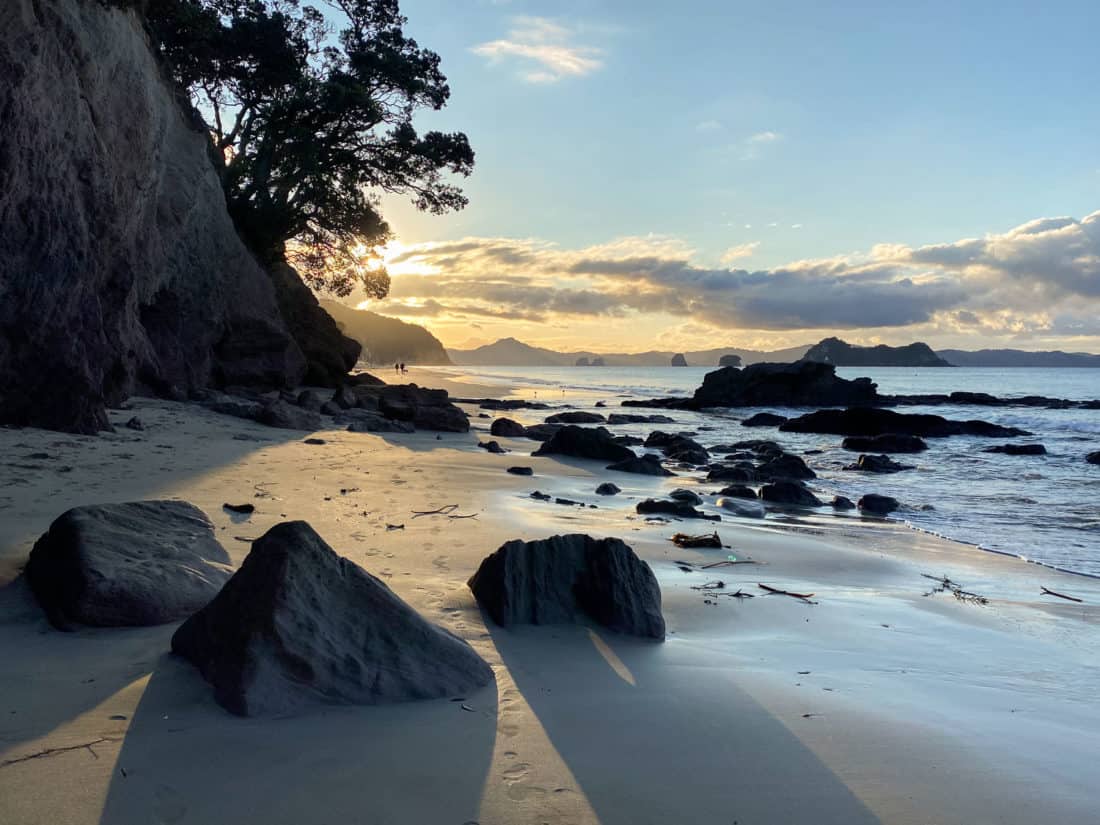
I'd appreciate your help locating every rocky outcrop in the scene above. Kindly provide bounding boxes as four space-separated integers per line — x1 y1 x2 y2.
0 0 358 432
801 337 951 367
983 444 1047 456
533 426 635 462
173 522 493 716
781 408 1030 438
26 501 230 628
841 434 928 453
718 354 742 367
693 362 879 408
468 534 665 639
671 353 688 367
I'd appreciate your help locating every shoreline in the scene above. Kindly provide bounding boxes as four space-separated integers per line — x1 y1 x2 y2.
1 392 1098 824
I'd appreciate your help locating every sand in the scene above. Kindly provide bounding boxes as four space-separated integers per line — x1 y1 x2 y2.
1 388 1098 825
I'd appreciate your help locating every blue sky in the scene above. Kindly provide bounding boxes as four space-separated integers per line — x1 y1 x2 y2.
366 0 1100 351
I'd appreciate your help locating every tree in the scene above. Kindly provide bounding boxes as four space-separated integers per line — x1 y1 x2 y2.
146 0 473 297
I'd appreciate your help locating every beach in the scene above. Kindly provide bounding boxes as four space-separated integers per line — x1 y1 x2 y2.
2 374 1099 825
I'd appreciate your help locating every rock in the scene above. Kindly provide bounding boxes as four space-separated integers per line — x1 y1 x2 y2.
595 482 622 495
781 407 1030 438
644 431 710 464
172 522 493 716
303 437 326 445
353 384 469 432
858 494 900 515
575 357 590 367
347 371 386 386
468 534 664 639
203 394 265 421
843 454 914 473
26 501 230 628
831 495 855 510
595 401 606 407
983 444 1047 455
755 453 816 481
636 499 720 521
490 418 527 437
759 482 822 507
606 453 675 476
320 401 342 416
706 465 756 483
124 416 144 431
671 353 688 367
718 354 742 367
1088 451 1100 465
555 497 580 506
297 390 327 412
715 497 765 518
801 337 951 367
523 423 563 442
258 400 322 431
479 440 506 454
507 466 534 476
461 398 550 411
545 411 606 424
718 484 757 499
841 434 928 453
606 413 675 425
668 489 703 505
478 413 490 419
693 362 878 408
345 413 415 433
731 439 785 455
533 426 635 462
223 503 255 514
740 412 788 427
530 491 552 501
333 385 359 409
614 435 645 447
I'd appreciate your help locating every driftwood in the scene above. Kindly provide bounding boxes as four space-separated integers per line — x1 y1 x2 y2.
701 559 760 569
1041 586 1083 603
758 583 816 601
671 531 722 549
921 573 988 605
411 504 459 517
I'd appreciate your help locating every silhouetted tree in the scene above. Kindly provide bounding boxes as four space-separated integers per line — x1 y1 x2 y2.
147 0 473 296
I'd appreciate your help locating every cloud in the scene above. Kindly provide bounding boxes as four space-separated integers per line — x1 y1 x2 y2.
472 17 603 83
720 242 760 264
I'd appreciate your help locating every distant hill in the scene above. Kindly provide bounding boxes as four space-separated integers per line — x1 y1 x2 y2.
320 301 452 366
446 339 810 367
938 348 1100 367
802 337 952 367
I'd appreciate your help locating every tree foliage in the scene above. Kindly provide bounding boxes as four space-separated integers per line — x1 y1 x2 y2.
146 0 473 297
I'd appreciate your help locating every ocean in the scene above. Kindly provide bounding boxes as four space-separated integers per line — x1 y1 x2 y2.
432 365 1100 577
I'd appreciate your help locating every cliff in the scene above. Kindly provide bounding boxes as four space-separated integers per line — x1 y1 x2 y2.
320 301 452 366
0 0 356 432
801 337 952 367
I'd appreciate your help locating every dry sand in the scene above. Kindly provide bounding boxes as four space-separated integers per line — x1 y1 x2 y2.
1 389 1098 825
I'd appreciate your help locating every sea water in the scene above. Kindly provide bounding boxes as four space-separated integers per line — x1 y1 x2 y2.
434 365 1100 577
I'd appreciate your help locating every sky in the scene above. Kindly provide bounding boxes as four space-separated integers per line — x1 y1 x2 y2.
349 0 1100 353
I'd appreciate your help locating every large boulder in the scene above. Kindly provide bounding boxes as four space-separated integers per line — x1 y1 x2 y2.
693 362 878 408
258 400 322 431
759 482 822 507
490 417 528 437
545 411 606 424
606 454 675 476
533 426 635 462
754 453 816 481
26 501 230 628
644 431 710 464
173 522 493 716
841 434 928 453
858 494 900 515
781 407 1030 438
468 534 664 639
843 454 914 473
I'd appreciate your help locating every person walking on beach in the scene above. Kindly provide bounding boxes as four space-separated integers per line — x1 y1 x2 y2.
394 363 399 375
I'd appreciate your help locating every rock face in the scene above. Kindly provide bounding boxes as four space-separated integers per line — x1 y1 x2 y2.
983 444 1047 455
0 0 356 431
26 501 230 628
781 408 1030 438
671 353 688 367
533 426 635 462
801 337 952 367
173 522 493 716
468 534 665 640
841 434 928 453
693 362 879 408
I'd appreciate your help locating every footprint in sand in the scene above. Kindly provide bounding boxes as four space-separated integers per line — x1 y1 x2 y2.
432 555 450 571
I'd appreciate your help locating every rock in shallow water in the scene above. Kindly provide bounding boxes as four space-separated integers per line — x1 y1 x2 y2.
27 501 231 629
858 494 900 515
172 521 493 717
468 534 664 640
533 426 635 462
759 481 822 507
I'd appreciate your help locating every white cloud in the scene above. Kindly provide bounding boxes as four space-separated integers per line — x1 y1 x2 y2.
720 242 760 264
472 16 603 83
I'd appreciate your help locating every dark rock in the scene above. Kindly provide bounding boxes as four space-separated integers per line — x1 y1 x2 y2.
983 444 1047 455
636 499 720 521
27 501 230 628
478 413 491 419
668 489 703 505
523 423 563 442
172 521 493 716
706 465 756 483
533 426 635 462
606 413 675 425
802 337 951 367
297 390 327 412
644 431 710 464
606 454 675 476
755 453 816 481
347 372 385 386
614 435 645 447
203 394 264 421
759 482 822 507
333 385 359 409
595 401 606 407
468 534 665 640
693 362 878 408
843 454 914 473
595 482 621 496
545 411 606 424
223 503 255 514
124 416 144 431
1088 451 1100 465
457 398 550 411
781 407 1031 438
841 434 928 453
345 413 415 434
741 412 788 427
718 354 742 367
858 494 900 515
530 491 552 500
731 439 785 455
490 418 527 437
831 495 855 510
555 498 580 506
353 384 469 432
671 353 688 367
507 466 534 476
303 438 326 445
718 484 757 500
258 400 322 431
479 440 506 454
320 401 342 416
